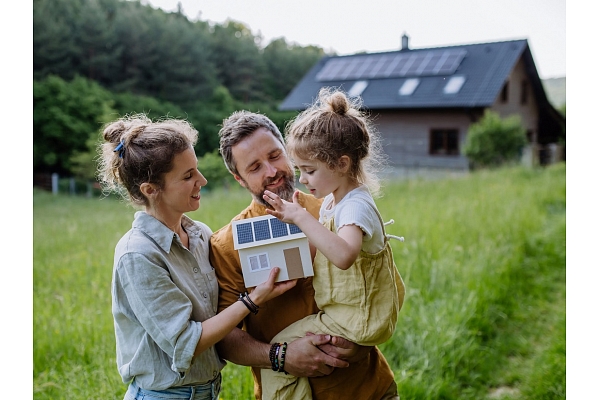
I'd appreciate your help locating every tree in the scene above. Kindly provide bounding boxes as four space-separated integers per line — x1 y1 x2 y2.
197 149 237 191
33 75 116 174
33 0 79 80
112 92 188 121
263 38 325 101
186 85 237 156
211 20 266 103
72 0 122 86
463 110 527 169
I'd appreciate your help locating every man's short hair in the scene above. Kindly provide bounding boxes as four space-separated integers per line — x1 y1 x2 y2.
218 111 284 176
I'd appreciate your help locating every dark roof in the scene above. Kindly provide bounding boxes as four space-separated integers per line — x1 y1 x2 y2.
279 39 549 111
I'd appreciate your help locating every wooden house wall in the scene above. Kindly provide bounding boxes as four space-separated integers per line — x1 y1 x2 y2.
490 56 540 142
372 109 472 170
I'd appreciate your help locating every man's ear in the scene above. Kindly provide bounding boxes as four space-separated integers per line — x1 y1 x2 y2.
233 174 247 189
140 182 158 199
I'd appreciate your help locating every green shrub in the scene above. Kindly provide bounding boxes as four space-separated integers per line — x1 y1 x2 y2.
33 75 116 174
198 149 237 191
463 111 527 169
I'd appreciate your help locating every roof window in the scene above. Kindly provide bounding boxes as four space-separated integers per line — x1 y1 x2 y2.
399 78 420 96
444 76 466 94
347 80 368 97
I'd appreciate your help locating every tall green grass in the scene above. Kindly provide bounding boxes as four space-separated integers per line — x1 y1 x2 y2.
33 165 565 399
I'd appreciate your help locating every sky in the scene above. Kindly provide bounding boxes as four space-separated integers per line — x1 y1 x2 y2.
143 0 566 79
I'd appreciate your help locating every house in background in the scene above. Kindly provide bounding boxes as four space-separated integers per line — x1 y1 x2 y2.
280 35 565 172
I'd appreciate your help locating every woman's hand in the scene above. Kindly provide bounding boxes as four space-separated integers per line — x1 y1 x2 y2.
249 267 297 306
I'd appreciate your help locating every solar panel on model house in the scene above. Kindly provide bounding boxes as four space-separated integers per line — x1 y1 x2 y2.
235 219 303 246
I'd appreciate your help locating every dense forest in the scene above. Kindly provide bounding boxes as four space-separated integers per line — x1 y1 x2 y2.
33 0 331 179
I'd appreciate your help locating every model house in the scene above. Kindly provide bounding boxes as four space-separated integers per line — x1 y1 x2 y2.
232 215 314 288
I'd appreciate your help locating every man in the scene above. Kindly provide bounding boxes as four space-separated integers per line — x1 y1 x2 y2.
209 111 399 399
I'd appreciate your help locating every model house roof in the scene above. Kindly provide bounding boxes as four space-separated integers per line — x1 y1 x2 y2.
232 215 305 250
279 38 550 111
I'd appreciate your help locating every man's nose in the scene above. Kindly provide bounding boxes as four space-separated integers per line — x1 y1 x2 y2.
265 162 277 177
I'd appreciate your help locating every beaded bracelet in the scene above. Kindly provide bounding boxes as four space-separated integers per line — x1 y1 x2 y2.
269 343 280 371
238 292 259 315
278 342 288 374
269 343 278 371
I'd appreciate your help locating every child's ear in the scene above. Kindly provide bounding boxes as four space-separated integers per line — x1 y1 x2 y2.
339 155 351 173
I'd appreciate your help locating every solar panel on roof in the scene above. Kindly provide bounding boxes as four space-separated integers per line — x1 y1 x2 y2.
289 224 302 235
253 219 271 241
270 218 288 238
316 49 467 81
234 216 307 248
236 222 254 244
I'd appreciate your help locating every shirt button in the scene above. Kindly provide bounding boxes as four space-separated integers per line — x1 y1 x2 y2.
193 267 199 273
203 293 208 298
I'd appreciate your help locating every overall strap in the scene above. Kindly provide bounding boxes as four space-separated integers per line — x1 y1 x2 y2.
364 199 405 244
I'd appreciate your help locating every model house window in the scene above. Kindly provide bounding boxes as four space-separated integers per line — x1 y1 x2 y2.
501 82 509 103
430 129 459 155
521 80 529 104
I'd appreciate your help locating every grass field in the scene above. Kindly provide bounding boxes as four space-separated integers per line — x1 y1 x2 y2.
33 164 566 399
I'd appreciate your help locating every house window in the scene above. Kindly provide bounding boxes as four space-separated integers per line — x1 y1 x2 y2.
443 76 466 94
501 82 509 103
526 130 534 143
399 78 420 96
521 80 529 104
430 129 459 155
348 80 368 97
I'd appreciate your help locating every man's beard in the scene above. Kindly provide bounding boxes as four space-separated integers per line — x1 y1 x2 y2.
247 170 296 208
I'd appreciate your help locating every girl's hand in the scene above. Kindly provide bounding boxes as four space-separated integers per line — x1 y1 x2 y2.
263 190 304 224
249 267 297 305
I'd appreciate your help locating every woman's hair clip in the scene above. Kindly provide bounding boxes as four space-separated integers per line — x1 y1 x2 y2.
114 140 125 158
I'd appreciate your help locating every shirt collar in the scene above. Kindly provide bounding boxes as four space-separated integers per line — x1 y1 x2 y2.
132 211 202 253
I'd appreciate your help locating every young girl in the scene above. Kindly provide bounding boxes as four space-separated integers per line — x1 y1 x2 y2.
97 114 296 400
260 88 406 399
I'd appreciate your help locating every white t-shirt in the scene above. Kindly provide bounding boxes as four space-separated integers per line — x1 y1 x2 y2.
319 185 385 254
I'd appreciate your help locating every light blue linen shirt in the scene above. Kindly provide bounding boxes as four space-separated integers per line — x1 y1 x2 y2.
112 211 225 390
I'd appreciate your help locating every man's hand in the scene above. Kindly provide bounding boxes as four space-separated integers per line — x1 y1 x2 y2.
283 334 350 377
306 332 373 364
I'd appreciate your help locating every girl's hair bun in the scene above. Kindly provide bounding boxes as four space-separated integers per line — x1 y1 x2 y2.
329 91 349 115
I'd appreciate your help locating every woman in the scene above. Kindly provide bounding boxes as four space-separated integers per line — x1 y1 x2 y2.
97 114 295 400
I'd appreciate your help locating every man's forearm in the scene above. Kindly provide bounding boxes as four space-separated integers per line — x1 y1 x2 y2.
215 327 271 368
